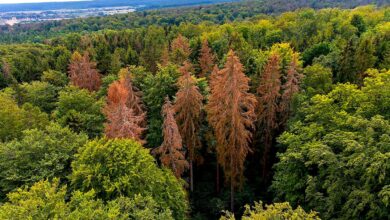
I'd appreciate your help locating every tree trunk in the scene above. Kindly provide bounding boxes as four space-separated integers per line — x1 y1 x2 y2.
216 162 220 194
230 153 234 212
190 159 193 192
230 180 234 212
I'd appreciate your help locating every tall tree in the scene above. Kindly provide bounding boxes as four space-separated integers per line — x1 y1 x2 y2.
104 73 145 142
68 51 101 92
336 38 359 83
257 54 281 179
174 61 203 191
160 45 170 67
154 98 189 178
118 69 145 116
207 50 257 211
199 39 215 77
279 55 302 126
170 34 191 65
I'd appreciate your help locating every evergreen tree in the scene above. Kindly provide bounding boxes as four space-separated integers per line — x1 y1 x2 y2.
154 98 189 178
104 73 145 142
171 34 191 65
207 50 257 211
336 38 359 83
174 61 203 191
68 51 101 92
257 54 281 179
199 39 216 77
279 54 302 126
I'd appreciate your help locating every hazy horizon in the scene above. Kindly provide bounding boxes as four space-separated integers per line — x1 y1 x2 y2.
0 0 89 4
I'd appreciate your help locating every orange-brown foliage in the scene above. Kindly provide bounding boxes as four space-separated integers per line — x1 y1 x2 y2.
68 52 101 92
207 50 257 189
174 61 203 190
160 45 170 67
170 34 191 65
257 54 281 178
104 72 146 142
279 55 302 126
154 98 189 178
199 39 215 77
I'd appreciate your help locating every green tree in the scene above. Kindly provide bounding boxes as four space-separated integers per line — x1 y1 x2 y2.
18 81 58 113
336 38 359 83
221 201 320 220
0 93 48 142
0 179 173 219
351 14 366 36
110 48 124 75
140 26 167 73
53 86 105 138
140 64 180 147
71 138 188 219
41 70 69 87
272 70 390 219
302 64 333 96
0 123 87 199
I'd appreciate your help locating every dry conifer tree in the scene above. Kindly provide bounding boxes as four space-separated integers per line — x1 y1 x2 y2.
170 34 191 65
154 98 189 178
207 50 257 211
1 60 10 79
104 71 146 142
160 45 170 67
209 65 221 90
279 54 302 127
118 68 145 116
199 39 215 77
257 54 281 179
68 51 101 91
174 61 203 191
208 64 222 193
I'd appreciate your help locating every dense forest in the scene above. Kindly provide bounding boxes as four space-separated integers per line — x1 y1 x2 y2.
0 0 389 219
0 0 387 43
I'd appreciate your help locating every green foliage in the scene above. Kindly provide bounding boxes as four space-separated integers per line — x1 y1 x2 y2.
140 26 167 73
221 201 320 220
96 74 118 98
107 195 174 220
18 81 58 113
139 64 180 147
0 179 69 219
302 64 333 96
272 70 390 219
302 42 331 66
71 138 188 219
41 69 69 87
351 14 367 36
0 93 49 142
53 86 105 138
0 179 172 219
0 123 87 199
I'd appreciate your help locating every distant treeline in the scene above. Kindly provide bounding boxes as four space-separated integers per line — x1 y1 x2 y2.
0 0 387 43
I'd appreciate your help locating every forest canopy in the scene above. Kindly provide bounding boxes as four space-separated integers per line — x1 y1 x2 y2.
0 0 389 219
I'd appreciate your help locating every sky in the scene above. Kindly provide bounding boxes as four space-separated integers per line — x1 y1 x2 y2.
0 0 89 3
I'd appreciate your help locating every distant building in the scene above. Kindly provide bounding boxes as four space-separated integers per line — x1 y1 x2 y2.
0 19 6 26
6 17 18 26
